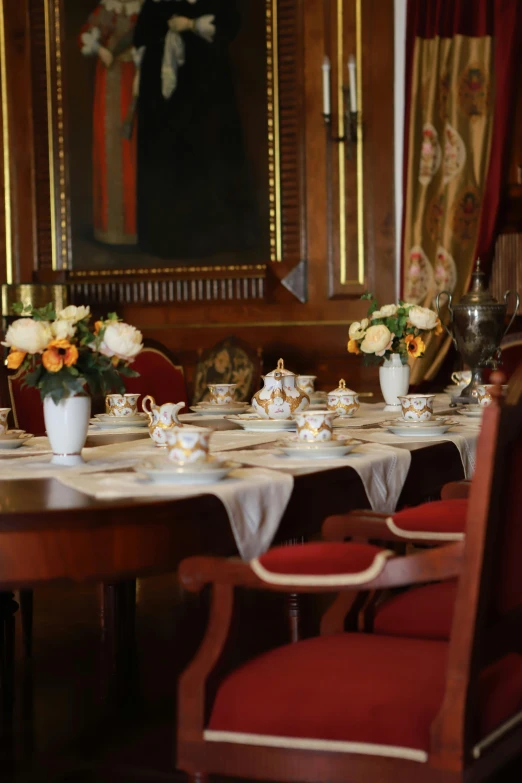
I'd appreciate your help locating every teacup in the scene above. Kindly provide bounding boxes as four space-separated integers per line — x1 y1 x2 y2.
165 425 212 464
398 394 436 422
451 371 472 387
474 385 493 407
208 384 237 405
292 410 336 442
106 393 141 417
297 375 317 395
0 408 11 436
327 379 360 418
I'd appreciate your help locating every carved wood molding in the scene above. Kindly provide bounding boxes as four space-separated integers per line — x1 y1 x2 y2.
22 0 306 304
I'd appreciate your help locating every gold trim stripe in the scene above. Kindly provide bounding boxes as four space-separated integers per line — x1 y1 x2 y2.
266 0 282 262
337 0 346 282
132 320 354 330
44 0 57 272
0 0 13 285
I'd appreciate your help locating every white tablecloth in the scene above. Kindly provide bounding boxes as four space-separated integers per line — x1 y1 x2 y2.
56 467 294 561
222 441 412 514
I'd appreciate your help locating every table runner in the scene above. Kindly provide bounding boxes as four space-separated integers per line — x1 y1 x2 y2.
56 467 294 560
221 442 412 514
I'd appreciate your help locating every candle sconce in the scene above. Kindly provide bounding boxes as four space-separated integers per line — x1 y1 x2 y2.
323 88 358 160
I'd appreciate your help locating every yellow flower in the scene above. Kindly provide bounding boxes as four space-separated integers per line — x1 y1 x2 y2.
94 320 103 335
347 339 361 355
42 339 79 373
434 318 444 336
405 334 425 359
6 348 26 370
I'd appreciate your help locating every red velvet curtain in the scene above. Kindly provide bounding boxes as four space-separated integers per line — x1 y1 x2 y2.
401 0 522 288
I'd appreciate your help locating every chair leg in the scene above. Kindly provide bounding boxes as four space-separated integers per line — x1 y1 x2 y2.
19 589 33 658
0 592 18 714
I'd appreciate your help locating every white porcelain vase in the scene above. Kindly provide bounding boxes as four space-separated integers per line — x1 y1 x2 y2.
43 395 91 466
379 354 410 409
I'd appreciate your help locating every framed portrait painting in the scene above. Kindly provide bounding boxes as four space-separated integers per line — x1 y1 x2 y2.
29 0 306 304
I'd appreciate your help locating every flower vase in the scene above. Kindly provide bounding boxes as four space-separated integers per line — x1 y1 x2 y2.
43 395 91 466
379 354 410 410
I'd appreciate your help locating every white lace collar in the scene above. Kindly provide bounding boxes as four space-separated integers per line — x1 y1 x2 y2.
102 0 143 15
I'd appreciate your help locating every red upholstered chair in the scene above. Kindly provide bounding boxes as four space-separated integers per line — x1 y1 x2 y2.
8 367 45 436
177 373 522 783
499 332 522 381
123 339 187 409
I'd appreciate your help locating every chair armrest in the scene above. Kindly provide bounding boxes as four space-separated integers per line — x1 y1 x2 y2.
322 512 399 542
178 541 464 594
441 480 471 500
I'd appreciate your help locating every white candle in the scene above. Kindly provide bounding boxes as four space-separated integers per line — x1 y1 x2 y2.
348 54 357 113
322 56 331 116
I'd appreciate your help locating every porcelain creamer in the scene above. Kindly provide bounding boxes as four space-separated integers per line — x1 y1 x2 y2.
142 395 184 446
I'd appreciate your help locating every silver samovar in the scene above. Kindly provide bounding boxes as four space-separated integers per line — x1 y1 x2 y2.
436 259 519 403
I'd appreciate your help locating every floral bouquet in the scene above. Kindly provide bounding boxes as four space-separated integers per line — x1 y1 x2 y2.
347 293 443 365
3 303 143 402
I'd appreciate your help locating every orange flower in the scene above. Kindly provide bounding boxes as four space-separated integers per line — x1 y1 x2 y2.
42 339 79 373
6 348 26 370
405 333 425 359
434 318 444 336
347 339 361 355
94 320 103 335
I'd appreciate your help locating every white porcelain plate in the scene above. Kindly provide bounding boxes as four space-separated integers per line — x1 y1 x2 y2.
383 416 450 429
0 432 33 450
226 415 296 432
138 457 233 485
92 413 148 429
190 403 250 416
457 407 484 418
277 433 360 459
386 423 452 437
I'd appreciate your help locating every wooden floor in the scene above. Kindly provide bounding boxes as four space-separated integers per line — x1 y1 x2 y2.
2 575 522 783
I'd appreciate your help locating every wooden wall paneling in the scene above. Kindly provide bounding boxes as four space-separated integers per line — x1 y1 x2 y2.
0 0 37 284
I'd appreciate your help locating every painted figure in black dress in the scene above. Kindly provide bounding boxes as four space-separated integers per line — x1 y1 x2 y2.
134 0 258 259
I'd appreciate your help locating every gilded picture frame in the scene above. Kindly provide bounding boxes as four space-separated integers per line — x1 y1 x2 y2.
28 0 306 305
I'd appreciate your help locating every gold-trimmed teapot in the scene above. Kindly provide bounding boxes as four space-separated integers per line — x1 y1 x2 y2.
142 396 184 446
251 358 310 420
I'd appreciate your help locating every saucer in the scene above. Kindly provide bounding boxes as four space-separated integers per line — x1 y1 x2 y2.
190 403 250 416
226 415 296 432
0 431 33 449
138 456 233 485
385 417 450 428
277 433 360 458
92 413 148 429
386 421 452 437
457 407 484 418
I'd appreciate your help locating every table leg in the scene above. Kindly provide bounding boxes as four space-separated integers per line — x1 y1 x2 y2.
100 580 137 701
0 592 18 714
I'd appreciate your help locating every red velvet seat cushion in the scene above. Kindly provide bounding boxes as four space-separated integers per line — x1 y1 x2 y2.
9 378 45 436
389 499 468 539
374 581 457 640
256 542 388 576
208 633 522 752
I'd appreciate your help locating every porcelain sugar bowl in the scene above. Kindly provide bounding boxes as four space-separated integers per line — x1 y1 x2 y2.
142 396 185 446
251 358 310 420
327 379 360 418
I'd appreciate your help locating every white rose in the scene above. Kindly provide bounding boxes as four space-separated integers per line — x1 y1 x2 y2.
2 318 52 354
408 305 438 330
348 321 368 340
51 319 76 340
99 322 143 362
360 324 392 354
371 309 382 319
379 304 398 317
57 305 90 324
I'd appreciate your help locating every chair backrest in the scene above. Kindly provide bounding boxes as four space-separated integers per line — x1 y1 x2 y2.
192 336 263 404
431 368 522 766
500 332 522 381
8 367 45 435
123 339 188 409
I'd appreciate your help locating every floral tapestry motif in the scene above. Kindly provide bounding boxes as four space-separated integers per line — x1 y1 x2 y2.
425 191 446 243
434 246 457 295
418 123 442 185
443 123 466 184
458 64 489 119
404 245 434 304
452 186 482 246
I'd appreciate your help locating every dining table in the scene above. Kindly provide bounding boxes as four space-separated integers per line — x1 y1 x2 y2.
0 395 477 701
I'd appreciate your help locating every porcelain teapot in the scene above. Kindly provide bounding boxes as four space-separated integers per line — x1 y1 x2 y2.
142 396 184 446
251 358 310 420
